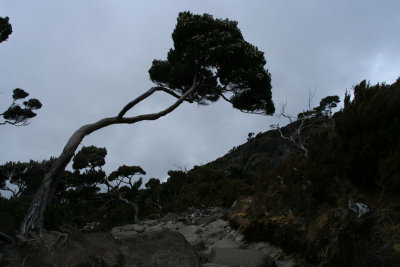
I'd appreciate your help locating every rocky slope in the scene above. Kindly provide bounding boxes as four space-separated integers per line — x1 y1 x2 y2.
111 206 296 267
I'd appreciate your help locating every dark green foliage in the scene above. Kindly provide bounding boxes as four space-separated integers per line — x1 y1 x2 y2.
72 146 107 171
0 160 54 198
2 74 398 266
108 165 145 182
1 19 42 126
1 88 42 126
164 170 190 198
68 146 107 191
12 88 29 100
0 159 55 234
297 95 340 119
335 78 400 190
106 165 145 194
230 77 400 266
0 16 12 43
145 177 161 189
161 165 251 211
149 11 274 115
40 146 148 229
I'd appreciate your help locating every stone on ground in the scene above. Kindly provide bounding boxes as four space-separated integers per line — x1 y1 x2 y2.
119 230 200 267
178 225 201 244
209 247 273 267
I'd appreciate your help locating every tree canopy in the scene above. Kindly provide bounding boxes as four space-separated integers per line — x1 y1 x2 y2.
0 16 12 43
18 11 275 236
149 11 274 115
1 88 42 126
1 18 42 126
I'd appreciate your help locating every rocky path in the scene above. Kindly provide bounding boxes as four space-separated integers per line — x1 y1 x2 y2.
111 207 296 267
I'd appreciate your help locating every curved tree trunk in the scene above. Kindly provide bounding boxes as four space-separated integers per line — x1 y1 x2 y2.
18 117 118 236
18 79 197 237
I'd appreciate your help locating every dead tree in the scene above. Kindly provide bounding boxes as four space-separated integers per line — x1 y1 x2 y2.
271 92 340 158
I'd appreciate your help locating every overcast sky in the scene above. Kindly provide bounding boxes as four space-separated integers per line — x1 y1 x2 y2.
1 0 399 183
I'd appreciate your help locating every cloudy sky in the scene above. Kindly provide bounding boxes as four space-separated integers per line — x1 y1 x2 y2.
1 0 399 183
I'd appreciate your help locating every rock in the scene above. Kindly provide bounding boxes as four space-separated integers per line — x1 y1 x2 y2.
4 232 125 267
275 259 295 267
164 221 184 230
108 207 292 266
208 219 229 229
201 264 229 267
146 223 165 231
112 230 138 239
209 247 271 267
178 216 191 224
178 225 201 244
197 213 220 225
142 219 158 226
203 236 223 249
81 221 100 232
192 239 206 251
202 219 229 240
132 224 145 233
114 223 145 233
161 212 180 222
144 213 161 220
119 230 200 267
212 237 241 249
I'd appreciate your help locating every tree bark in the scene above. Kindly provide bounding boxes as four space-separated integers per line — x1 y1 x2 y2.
18 79 197 237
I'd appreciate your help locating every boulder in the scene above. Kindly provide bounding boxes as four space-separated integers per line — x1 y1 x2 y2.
112 230 138 239
141 219 158 226
209 247 273 267
3 232 125 267
202 220 229 240
119 230 200 267
164 221 184 230
275 259 295 267
208 219 229 229
113 223 145 233
201 264 229 267
178 225 201 244
146 223 165 231
197 213 221 226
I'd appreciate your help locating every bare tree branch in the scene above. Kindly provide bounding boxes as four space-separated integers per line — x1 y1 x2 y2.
118 86 194 118
308 88 316 110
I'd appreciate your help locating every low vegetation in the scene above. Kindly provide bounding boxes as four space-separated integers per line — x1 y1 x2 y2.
2 77 400 265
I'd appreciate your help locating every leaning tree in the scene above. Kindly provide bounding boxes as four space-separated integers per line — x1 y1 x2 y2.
18 11 275 237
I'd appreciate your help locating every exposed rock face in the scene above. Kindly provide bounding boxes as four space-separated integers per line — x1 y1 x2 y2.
209 247 272 267
119 230 200 267
2 206 296 266
111 207 296 267
3 230 200 267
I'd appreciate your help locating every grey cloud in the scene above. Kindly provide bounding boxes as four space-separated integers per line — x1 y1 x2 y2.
1 1 399 183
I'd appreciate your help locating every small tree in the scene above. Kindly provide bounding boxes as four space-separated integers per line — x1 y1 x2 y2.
106 165 145 192
145 178 163 210
0 160 51 198
1 17 42 126
18 11 274 237
105 165 145 223
1 88 42 127
66 145 107 192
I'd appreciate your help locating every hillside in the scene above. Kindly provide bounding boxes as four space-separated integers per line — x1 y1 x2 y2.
1 78 400 266
158 78 400 266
